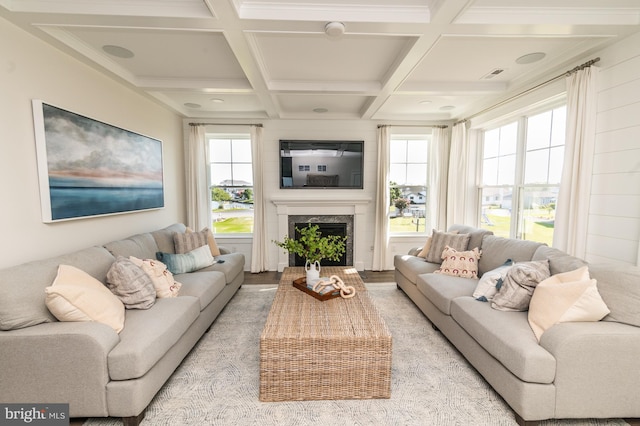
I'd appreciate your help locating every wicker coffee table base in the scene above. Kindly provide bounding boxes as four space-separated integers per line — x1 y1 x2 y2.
259 267 392 402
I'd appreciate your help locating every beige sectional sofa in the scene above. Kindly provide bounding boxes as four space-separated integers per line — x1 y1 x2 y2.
0 223 244 425
394 224 640 425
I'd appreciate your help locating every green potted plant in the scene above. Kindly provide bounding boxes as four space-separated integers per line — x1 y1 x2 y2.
273 224 347 282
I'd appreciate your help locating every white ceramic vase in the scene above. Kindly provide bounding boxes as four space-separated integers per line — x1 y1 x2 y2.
305 259 321 283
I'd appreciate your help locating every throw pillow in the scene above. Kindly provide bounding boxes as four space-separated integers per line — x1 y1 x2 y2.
156 245 215 275
175 227 221 257
473 259 513 302
434 246 481 278
417 230 459 258
44 264 125 333
491 259 550 312
106 256 157 309
528 266 610 341
129 256 182 298
425 230 471 264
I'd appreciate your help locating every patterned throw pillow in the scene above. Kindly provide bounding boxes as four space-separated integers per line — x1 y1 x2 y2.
435 246 481 278
425 230 471 264
156 245 215 275
417 230 459 258
129 256 182 298
106 256 157 309
491 260 550 312
174 227 221 257
473 259 513 302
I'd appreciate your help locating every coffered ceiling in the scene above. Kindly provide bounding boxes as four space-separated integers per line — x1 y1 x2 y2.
2 0 639 121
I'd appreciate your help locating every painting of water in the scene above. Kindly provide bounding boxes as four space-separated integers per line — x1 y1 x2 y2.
32 100 164 222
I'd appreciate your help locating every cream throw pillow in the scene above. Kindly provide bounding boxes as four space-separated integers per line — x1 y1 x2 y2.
434 246 481 278
129 256 182 298
528 266 610 341
45 264 125 333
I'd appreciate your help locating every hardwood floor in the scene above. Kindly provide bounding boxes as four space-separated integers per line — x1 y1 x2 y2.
242 270 395 284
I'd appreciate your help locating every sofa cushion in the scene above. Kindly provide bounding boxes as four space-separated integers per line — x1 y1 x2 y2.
491 260 550 312
151 223 187 254
0 246 115 331
478 235 543 276
447 224 493 251
451 296 556 384
173 271 226 311
394 254 440 284
156 245 215 274
532 245 587 275
425 230 470 264
435 247 481 278
416 273 478 315
106 257 157 309
107 296 200 380
129 257 182 298
528 266 609 341
45 264 125 333
104 233 159 260
589 263 640 328
197 252 245 285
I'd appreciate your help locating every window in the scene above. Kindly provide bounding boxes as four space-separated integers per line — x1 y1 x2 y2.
480 106 566 245
389 136 430 234
208 136 253 234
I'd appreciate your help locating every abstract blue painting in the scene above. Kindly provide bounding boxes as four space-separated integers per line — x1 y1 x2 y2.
32 100 164 222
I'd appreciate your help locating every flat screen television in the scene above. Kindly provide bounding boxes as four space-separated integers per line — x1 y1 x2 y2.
279 140 364 189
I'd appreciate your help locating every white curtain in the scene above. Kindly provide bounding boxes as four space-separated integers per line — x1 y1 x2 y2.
250 125 268 272
372 126 391 271
185 125 209 230
553 66 598 257
429 126 450 231
446 121 470 229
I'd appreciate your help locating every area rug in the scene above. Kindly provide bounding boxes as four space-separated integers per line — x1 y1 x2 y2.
84 284 628 426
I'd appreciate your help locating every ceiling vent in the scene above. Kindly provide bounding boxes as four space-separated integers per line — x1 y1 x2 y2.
482 68 505 79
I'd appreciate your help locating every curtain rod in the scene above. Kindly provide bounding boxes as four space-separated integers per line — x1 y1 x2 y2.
454 57 600 126
189 122 263 127
377 124 448 129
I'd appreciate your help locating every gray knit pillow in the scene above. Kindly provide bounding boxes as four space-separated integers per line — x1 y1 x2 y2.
425 230 471 264
106 256 156 309
174 229 208 254
491 259 550 312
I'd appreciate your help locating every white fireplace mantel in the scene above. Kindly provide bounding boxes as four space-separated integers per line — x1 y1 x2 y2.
271 196 371 271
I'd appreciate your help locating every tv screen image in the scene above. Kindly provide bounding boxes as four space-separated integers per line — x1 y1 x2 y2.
279 140 364 189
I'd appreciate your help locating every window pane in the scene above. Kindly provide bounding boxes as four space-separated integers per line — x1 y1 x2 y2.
484 129 500 158
407 140 428 163
480 187 513 238
406 163 427 185
548 146 564 184
526 111 552 150
390 164 407 185
210 139 231 162
232 139 252 162
497 154 515 185
232 163 253 185
389 185 427 233
519 186 558 245
483 158 498 186
500 122 518 155
210 164 231 186
524 149 549 184
550 106 567 147
390 140 407 163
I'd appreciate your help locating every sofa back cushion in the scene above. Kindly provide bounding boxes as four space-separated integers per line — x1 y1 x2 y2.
104 233 159 260
532 245 587 275
589 263 640 328
0 246 115 331
447 224 493 251
151 223 187 254
479 235 543 276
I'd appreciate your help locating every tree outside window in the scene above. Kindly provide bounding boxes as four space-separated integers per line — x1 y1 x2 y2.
208 136 254 234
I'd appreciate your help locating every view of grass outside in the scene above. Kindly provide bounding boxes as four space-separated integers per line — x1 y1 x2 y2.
211 211 253 234
482 208 554 246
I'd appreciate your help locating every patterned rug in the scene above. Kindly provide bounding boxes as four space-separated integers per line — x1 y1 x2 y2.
85 284 628 426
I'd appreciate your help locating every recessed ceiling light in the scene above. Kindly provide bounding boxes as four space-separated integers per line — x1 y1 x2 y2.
439 105 455 111
210 98 224 103
184 103 201 109
516 52 546 65
419 100 432 105
102 45 134 59
313 108 328 113
324 22 345 38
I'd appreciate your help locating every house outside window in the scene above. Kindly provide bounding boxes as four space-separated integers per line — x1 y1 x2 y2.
479 105 566 245
208 136 253 234
389 136 430 234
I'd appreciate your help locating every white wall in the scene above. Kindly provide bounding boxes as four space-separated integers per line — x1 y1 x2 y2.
0 16 185 269
588 32 640 266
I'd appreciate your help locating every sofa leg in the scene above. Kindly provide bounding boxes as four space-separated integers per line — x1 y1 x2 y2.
514 413 538 426
122 411 145 426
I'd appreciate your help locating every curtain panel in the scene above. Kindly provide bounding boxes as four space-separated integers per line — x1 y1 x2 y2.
446 122 470 229
429 127 451 231
250 125 268 272
372 126 391 271
186 125 209 231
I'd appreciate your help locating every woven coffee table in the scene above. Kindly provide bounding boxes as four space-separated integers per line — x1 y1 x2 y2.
259 266 392 402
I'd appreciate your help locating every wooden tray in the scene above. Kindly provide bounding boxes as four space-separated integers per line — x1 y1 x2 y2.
292 277 341 301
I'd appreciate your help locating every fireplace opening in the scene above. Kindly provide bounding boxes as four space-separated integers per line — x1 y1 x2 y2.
293 222 347 267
